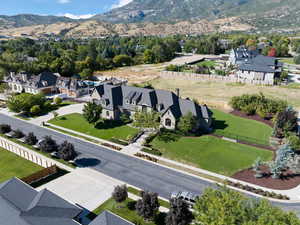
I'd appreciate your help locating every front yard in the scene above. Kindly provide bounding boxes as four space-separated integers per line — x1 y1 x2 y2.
48 113 139 142
0 148 42 183
91 198 165 225
212 109 273 146
150 135 273 176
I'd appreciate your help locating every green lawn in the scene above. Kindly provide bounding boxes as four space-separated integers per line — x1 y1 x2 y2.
48 113 139 141
0 148 42 183
212 109 272 146
279 57 295 65
151 135 273 176
91 198 165 225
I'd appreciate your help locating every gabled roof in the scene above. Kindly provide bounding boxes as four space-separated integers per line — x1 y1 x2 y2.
89 211 133 225
0 178 82 225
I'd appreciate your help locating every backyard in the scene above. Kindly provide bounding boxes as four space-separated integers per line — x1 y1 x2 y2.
91 198 165 225
150 135 273 176
0 148 42 183
212 109 273 146
48 113 139 142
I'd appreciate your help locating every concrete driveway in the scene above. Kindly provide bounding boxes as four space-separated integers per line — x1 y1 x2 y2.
36 168 123 211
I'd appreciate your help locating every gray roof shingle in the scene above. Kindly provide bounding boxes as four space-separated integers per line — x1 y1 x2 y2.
89 211 133 225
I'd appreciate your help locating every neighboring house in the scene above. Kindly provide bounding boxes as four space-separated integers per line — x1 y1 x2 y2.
91 84 212 131
229 47 283 85
5 71 58 94
56 77 89 98
0 177 82 225
89 210 133 225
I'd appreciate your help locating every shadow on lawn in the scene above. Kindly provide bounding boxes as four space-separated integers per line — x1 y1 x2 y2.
211 118 228 131
75 158 101 167
95 120 126 130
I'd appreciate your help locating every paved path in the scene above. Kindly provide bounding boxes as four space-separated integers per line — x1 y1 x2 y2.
0 113 300 216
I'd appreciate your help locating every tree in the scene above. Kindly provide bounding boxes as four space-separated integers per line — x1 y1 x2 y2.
113 54 133 67
193 187 300 225
165 198 193 225
268 48 277 57
273 107 298 138
136 191 160 221
120 113 131 124
54 97 62 105
133 110 160 129
177 112 197 135
58 141 77 161
39 136 58 153
0 124 11 134
143 49 155 64
25 132 38 145
80 68 93 80
112 185 128 203
287 133 300 151
83 102 102 124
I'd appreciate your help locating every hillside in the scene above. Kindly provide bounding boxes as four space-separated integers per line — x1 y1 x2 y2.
95 0 300 29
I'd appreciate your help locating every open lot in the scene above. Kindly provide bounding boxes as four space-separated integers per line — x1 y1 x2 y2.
0 147 42 183
150 135 273 176
48 113 139 142
212 109 272 145
149 77 300 110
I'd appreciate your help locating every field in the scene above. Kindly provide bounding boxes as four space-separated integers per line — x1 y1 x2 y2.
91 198 165 225
149 77 300 110
0 148 42 183
151 135 273 176
212 109 272 145
48 113 139 141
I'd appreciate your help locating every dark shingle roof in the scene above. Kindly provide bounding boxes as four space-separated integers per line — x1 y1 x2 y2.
0 178 82 225
89 211 133 225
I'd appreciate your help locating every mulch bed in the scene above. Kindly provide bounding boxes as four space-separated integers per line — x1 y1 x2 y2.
232 165 300 190
230 110 273 127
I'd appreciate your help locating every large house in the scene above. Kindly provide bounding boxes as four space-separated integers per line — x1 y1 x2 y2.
5 71 58 94
0 178 82 225
56 77 89 98
91 83 212 131
229 47 283 85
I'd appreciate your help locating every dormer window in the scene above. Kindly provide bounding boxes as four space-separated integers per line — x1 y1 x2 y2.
126 100 130 104
132 101 136 105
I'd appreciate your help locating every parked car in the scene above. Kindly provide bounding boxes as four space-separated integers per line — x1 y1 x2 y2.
33 140 43 149
171 191 198 206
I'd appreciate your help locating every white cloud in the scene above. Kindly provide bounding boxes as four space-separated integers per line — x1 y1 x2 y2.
57 0 71 4
111 0 133 9
63 13 95 19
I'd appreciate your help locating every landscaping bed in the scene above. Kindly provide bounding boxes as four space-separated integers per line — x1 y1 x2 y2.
232 165 300 190
48 113 139 142
230 110 273 127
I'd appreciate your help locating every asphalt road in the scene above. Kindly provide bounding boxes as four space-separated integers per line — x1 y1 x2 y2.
0 113 300 216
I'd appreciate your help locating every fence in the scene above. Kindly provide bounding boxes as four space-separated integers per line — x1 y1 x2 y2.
21 165 58 184
0 136 56 168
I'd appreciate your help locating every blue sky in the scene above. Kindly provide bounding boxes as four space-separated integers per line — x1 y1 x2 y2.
0 0 133 19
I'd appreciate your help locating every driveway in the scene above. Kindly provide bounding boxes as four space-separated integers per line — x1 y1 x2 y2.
36 168 122 211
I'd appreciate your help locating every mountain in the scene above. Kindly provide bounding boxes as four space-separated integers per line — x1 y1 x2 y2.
0 14 74 28
94 0 300 29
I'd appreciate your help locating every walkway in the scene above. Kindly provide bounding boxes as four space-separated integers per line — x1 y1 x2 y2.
121 131 152 154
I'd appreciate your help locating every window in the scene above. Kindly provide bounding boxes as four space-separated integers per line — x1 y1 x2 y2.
106 111 110 117
165 118 172 127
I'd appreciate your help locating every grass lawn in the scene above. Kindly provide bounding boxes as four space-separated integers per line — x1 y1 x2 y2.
151 135 273 176
0 147 42 183
91 198 165 225
48 113 139 141
279 57 295 65
212 109 272 145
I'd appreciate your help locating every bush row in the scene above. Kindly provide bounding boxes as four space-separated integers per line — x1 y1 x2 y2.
102 142 122 151
226 180 290 200
135 153 158 163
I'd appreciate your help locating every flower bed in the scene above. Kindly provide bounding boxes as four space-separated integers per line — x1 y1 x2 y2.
134 152 158 163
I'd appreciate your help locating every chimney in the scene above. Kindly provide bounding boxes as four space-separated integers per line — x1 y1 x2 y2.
175 88 180 97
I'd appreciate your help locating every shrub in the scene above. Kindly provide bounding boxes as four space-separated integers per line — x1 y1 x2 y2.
112 185 128 203
30 105 41 115
12 129 24 139
136 191 160 221
39 136 58 153
58 141 77 161
54 97 62 105
0 124 11 134
287 133 300 151
241 104 256 115
25 132 38 145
